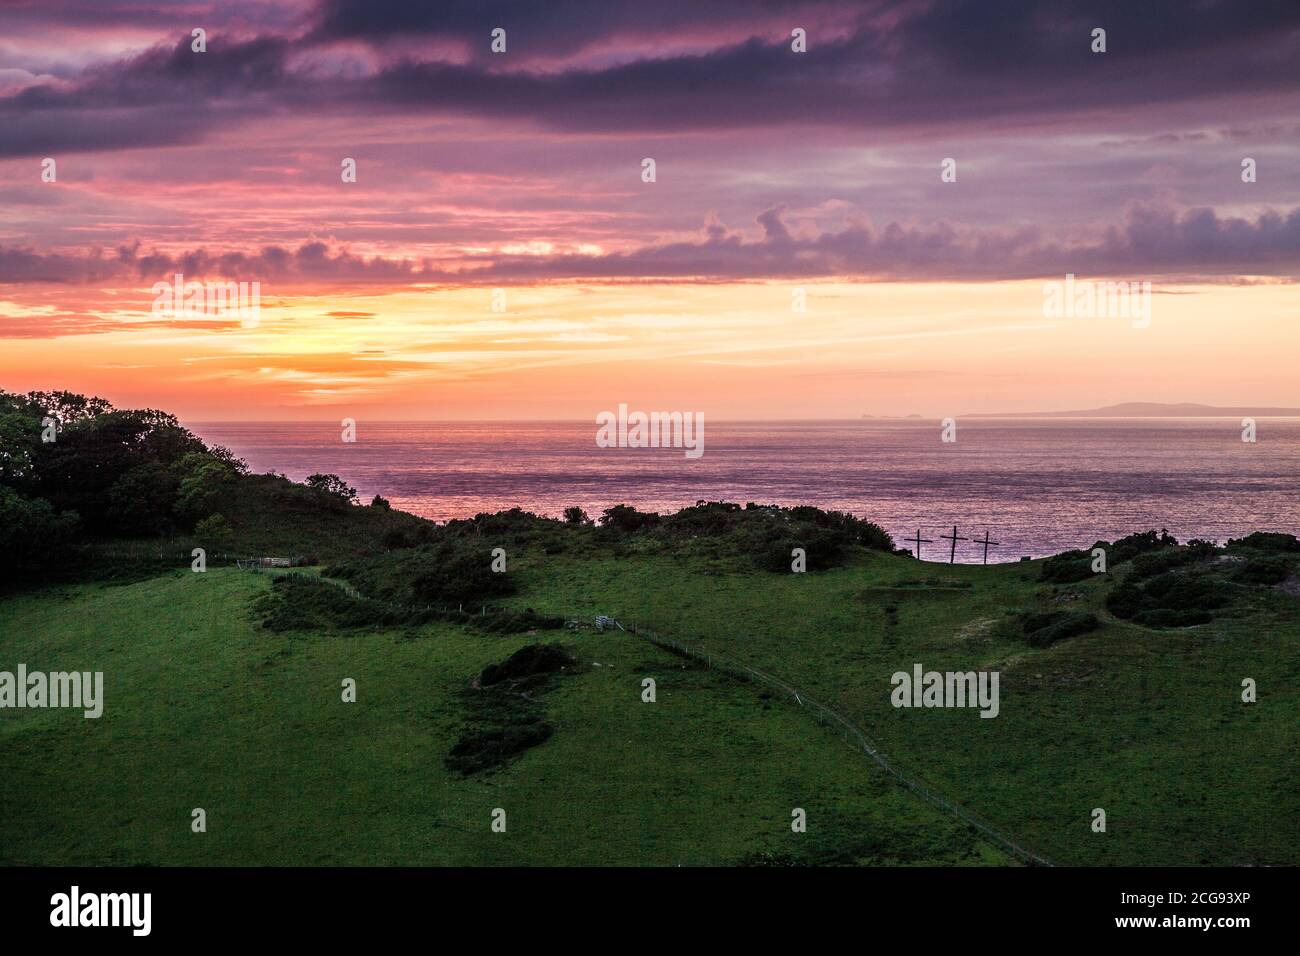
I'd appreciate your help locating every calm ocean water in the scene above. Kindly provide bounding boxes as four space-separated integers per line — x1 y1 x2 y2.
189 419 1300 562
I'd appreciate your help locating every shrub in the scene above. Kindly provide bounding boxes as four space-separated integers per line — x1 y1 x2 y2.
1227 532 1300 553
1096 529 1179 564
479 643 576 686
562 506 591 525
1040 550 1094 583
409 544 517 604
1234 555 1291 585
381 527 414 550
446 719 553 775
193 514 232 545
446 644 576 775
754 528 847 572
599 504 660 534
305 473 357 504
253 577 422 631
1107 570 1228 627
1130 547 1198 581
1132 608 1212 628
1012 609 1100 647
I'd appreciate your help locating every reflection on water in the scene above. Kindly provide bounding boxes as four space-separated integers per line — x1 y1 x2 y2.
189 418 1300 562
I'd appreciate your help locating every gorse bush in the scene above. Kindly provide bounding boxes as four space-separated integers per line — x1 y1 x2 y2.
599 504 661 533
334 540 517 606
1096 529 1179 564
253 576 426 632
446 644 577 775
1039 550 1094 583
1129 547 1200 581
1106 569 1229 628
603 500 895 572
1008 609 1100 647
1227 532 1300 553
1234 555 1291 585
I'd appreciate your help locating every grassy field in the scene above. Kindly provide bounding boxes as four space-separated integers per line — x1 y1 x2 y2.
498 547 1298 866
0 568 1006 866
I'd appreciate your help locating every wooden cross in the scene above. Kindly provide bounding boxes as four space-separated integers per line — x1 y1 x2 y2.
911 529 933 561
978 530 1000 565
939 525 967 564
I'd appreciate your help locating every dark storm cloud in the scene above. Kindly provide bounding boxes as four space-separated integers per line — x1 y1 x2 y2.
4 204 1296 286
2 0 1297 156
307 0 839 50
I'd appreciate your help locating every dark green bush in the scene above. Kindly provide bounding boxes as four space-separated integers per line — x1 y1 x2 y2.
562 506 591 525
446 644 576 775
754 527 848 572
1227 532 1300 553
1095 529 1179 564
1012 609 1100 647
479 643 575 685
1130 547 1198 581
1235 556 1291 585
1040 550 1094 583
253 576 425 631
410 544 517 604
599 504 661 533
1107 569 1228 627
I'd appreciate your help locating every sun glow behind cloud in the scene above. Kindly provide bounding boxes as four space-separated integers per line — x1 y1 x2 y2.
2 1 1298 419
1 279 1296 419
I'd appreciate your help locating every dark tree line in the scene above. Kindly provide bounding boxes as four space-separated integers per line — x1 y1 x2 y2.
0 389 257 575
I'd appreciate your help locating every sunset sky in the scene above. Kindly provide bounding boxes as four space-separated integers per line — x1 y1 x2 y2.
1 0 1298 420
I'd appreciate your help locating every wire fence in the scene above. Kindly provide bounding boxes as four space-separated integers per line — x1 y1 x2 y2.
625 620 1055 867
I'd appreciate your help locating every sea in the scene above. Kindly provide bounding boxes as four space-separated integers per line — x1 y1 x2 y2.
188 419 1300 563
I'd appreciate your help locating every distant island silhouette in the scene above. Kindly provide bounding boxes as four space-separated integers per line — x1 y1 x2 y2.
973 402 1300 418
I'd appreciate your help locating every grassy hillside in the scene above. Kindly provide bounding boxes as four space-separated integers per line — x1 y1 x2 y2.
493 546 1298 866
4 392 1290 866
0 569 1005 866
2 495 1295 866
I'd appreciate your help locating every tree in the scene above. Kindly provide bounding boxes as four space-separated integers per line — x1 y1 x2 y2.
0 406 41 482
193 514 233 546
23 390 114 427
108 461 179 535
598 504 659 533
562 506 590 525
305 473 358 503
175 455 237 522
0 486 79 576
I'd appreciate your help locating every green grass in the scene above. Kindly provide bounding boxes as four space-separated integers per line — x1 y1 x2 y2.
497 547 1299 866
4 533 1295 867
0 569 1004 866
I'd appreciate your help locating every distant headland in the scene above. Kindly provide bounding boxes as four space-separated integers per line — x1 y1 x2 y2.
972 402 1300 418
